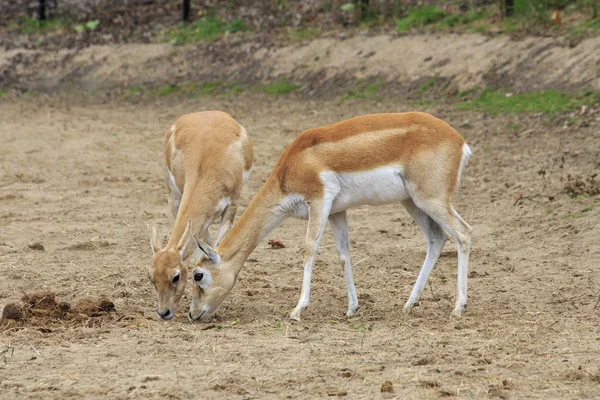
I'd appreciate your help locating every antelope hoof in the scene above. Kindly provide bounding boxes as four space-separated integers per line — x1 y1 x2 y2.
346 304 359 318
289 310 301 322
402 301 419 314
451 303 466 317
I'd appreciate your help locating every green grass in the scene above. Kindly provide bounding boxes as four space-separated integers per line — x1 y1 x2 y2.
256 79 298 95
437 10 489 29
417 77 439 94
567 16 600 41
154 84 180 97
19 16 71 34
0 89 7 97
508 123 521 131
123 86 142 99
170 17 247 45
122 81 244 100
457 88 600 116
342 80 382 102
73 19 100 33
456 86 479 99
201 81 223 95
396 6 489 32
396 7 446 31
290 28 320 40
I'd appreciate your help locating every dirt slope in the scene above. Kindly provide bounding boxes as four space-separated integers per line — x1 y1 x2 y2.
2 33 600 93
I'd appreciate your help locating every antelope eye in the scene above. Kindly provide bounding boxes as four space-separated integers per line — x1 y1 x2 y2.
172 272 180 284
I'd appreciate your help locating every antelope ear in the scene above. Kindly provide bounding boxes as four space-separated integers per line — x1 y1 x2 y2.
215 221 232 247
193 234 220 264
176 220 193 261
150 225 162 255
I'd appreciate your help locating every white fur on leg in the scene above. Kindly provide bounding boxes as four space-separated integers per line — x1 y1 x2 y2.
401 200 446 313
290 197 334 321
329 211 358 317
452 234 471 316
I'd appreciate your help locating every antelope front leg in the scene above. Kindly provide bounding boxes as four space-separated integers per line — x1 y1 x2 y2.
290 199 332 321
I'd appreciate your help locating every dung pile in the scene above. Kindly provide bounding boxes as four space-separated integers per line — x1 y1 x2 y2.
1 291 116 329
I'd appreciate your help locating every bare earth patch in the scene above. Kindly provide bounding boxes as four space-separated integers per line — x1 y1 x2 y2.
0 93 599 399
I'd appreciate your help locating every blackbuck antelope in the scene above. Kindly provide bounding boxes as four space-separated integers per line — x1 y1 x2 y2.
148 111 253 320
186 112 472 321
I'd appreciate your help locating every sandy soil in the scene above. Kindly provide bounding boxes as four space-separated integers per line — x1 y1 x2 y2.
1 92 599 399
2 33 600 94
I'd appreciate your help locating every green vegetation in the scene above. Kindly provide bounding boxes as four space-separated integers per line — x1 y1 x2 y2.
457 88 600 115
19 16 71 34
169 16 248 45
396 6 490 32
200 81 223 95
74 19 100 33
123 86 142 99
256 79 298 95
290 28 320 40
456 87 479 99
154 84 180 97
396 7 446 31
342 80 382 102
567 15 600 40
122 80 245 100
508 123 522 131
417 77 439 94
0 89 7 97
437 10 490 29
392 2 599 36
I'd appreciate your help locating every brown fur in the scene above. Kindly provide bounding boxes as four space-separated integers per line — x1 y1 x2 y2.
165 111 252 246
189 112 470 321
149 111 253 318
275 112 464 199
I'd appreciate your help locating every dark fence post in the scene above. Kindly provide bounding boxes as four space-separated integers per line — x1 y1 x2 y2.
182 0 191 22
505 0 514 17
39 0 47 21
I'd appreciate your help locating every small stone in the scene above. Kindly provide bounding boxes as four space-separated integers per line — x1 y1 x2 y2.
28 242 44 251
381 381 394 393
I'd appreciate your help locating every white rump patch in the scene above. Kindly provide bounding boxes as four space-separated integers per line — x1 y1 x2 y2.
455 143 472 192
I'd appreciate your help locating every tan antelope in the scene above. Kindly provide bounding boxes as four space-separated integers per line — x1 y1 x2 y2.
185 112 472 321
148 111 253 320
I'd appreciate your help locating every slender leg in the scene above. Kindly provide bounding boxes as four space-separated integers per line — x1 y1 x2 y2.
449 207 472 316
411 199 472 316
329 211 359 317
401 199 447 313
290 198 333 321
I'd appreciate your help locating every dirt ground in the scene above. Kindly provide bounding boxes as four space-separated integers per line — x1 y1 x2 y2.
1 91 599 399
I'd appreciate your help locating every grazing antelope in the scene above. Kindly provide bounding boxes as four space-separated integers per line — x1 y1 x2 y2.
148 111 253 320
186 112 472 321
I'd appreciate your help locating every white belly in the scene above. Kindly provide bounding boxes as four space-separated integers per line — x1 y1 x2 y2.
276 168 409 222
326 168 410 214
